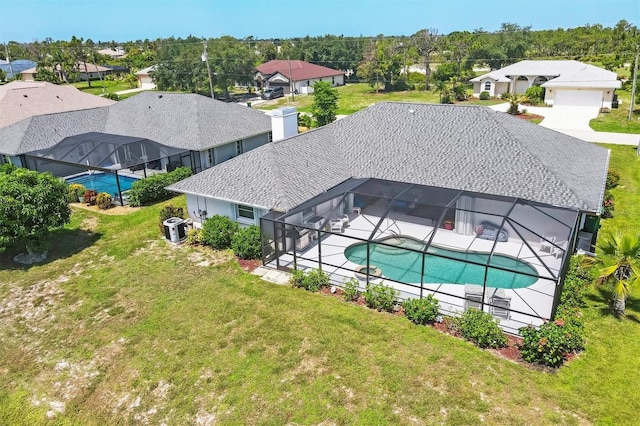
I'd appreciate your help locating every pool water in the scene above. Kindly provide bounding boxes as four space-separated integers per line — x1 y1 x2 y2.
66 173 139 195
344 236 538 289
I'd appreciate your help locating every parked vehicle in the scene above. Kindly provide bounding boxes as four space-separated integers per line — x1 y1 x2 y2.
261 87 285 100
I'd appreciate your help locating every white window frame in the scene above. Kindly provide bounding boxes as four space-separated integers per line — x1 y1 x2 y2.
207 148 215 166
484 81 492 91
236 140 243 156
236 204 255 223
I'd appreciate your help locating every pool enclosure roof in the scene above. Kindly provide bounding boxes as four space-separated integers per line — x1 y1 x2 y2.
24 131 188 171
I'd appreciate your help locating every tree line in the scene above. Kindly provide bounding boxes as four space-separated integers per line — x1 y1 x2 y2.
1 20 638 96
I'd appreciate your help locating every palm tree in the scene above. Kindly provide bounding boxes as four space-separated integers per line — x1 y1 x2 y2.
592 232 640 315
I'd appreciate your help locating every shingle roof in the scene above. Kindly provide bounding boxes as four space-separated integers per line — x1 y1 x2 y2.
0 81 115 128
168 102 609 213
256 60 344 82
0 91 273 155
470 60 620 88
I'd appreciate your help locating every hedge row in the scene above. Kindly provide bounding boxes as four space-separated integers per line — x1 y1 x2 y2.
128 167 192 207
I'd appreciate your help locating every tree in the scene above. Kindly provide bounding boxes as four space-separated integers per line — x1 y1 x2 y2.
0 165 71 256
311 81 339 127
590 232 640 315
412 28 440 90
357 36 403 92
501 93 522 115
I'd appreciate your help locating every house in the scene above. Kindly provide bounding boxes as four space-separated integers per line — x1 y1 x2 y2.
255 60 345 94
135 65 157 89
0 80 116 129
470 60 621 108
97 47 126 59
0 59 37 80
0 92 274 181
21 63 113 82
167 102 609 333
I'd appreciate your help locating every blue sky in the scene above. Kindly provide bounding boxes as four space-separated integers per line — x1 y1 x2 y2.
1 0 638 43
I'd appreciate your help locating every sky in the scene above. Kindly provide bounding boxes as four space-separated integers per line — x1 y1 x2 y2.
1 0 638 43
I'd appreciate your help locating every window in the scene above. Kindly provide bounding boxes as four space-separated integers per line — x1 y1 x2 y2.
332 76 335 84
268 132 273 143
207 148 215 166
236 140 243 156
484 81 491 91
237 204 255 220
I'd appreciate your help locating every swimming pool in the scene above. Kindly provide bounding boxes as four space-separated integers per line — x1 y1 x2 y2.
344 236 538 289
66 173 139 195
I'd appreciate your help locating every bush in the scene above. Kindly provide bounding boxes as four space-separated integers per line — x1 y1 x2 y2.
440 93 453 104
559 256 592 309
289 268 330 292
479 91 490 100
602 189 614 218
159 205 184 231
606 170 620 189
343 277 360 302
403 295 440 325
127 167 193 207
452 84 467 101
519 314 585 367
201 215 239 250
83 189 98 205
298 113 313 129
231 225 262 259
95 192 113 209
458 309 507 348
185 228 203 245
525 86 545 104
364 281 398 312
67 183 86 202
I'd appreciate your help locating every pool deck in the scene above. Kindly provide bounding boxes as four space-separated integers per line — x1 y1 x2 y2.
267 213 564 334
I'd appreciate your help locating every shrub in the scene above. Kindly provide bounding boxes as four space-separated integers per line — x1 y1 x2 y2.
606 170 620 189
525 85 545 104
601 189 614 218
298 113 313 129
185 228 203 245
519 314 585 367
458 309 507 348
452 84 468 101
403 295 440 325
440 93 453 104
364 281 398 312
559 256 592 309
231 225 262 259
95 192 113 209
201 215 239 249
159 205 184 231
289 268 329 292
343 277 360 302
83 189 98 205
479 91 490 100
127 167 193 207
67 183 86 202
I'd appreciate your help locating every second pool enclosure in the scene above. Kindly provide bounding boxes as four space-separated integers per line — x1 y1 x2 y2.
260 177 592 334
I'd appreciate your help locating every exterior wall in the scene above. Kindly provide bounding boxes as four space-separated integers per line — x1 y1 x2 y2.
185 194 267 227
138 75 156 89
473 80 508 98
204 133 270 168
544 87 612 108
292 75 345 94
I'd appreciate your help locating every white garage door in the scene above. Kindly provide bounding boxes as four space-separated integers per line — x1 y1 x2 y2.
554 90 602 107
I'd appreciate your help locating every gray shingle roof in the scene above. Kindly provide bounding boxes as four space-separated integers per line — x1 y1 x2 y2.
168 102 609 213
0 91 272 155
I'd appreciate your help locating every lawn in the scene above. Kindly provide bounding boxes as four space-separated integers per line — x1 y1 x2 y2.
72 79 135 96
259 83 503 116
0 146 639 424
590 90 640 134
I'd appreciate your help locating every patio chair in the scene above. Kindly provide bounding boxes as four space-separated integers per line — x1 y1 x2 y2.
551 240 568 259
539 235 556 253
464 284 484 310
490 288 511 320
330 219 343 233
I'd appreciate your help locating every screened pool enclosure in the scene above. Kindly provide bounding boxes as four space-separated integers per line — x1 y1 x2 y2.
260 178 581 334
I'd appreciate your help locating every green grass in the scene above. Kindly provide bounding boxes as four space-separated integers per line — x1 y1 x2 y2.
590 90 640 134
71 80 135 96
1 149 640 424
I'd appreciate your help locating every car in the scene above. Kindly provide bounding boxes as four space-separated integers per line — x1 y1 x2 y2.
261 87 285 100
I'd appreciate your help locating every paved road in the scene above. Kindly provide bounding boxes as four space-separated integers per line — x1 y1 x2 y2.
489 102 639 146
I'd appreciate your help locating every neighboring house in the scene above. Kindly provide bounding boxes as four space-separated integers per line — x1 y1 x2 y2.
21 63 113 82
136 65 157 89
167 102 609 333
0 92 274 176
255 60 345 94
0 59 37 80
97 47 126 59
470 60 621 108
0 81 116 129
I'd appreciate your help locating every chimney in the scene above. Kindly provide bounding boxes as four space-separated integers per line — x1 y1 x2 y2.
270 107 298 141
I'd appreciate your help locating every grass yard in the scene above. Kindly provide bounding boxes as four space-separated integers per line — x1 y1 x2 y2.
72 80 135 96
1 146 639 424
590 90 640 134
259 83 503 116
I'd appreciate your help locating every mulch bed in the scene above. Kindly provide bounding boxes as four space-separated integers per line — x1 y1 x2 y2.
514 112 545 122
237 258 262 272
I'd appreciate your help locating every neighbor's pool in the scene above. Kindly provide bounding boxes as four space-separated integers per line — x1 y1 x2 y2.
66 173 139 195
344 236 538 289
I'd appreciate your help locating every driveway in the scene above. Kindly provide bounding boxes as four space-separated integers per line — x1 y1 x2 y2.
489 103 599 131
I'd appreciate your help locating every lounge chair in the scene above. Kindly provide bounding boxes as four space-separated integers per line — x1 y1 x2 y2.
539 235 556 253
552 240 568 259
464 284 484 310
490 288 511 320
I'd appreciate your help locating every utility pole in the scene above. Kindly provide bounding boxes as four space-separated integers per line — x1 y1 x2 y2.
202 40 215 99
4 43 14 79
629 51 638 122
288 55 294 101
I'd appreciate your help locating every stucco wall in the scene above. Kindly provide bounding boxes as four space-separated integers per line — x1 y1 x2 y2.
185 194 267 227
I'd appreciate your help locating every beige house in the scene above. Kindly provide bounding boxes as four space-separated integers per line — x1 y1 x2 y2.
135 65 157 89
21 63 112 82
471 60 621 108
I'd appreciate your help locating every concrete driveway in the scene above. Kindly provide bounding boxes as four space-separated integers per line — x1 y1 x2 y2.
488 103 599 131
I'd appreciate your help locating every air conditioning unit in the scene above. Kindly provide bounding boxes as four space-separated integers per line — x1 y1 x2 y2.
163 217 186 243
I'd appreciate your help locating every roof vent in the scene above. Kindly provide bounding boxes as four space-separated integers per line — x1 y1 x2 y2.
158 94 163 98
23 94 28 98
408 109 415 114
